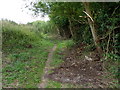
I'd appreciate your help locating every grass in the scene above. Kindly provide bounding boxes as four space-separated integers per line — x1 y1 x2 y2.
3 23 118 88
2 20 55 88
2 20 76 88
46 80 62 88
2 20 119 88
2 40 54 88
49 39 74 68
102 53 120 88
2 32 75 88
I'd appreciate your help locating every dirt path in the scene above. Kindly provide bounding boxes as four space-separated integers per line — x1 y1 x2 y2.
38 44 57 88
47 44 112 88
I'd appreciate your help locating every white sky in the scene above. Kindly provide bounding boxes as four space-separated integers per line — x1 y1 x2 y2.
0 0 49 24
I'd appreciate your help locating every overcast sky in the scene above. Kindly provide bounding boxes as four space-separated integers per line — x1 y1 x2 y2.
0 0 49 24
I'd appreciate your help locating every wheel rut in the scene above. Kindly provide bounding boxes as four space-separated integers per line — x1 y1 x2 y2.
38 44 57 88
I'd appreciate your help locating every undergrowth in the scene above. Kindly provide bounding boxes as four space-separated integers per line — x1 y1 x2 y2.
2 19 119 88
2 20 54 88
103 53 120 88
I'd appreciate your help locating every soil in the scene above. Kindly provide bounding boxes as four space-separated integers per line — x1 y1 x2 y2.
47 43 112 88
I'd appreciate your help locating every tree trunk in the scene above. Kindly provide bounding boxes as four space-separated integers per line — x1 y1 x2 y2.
62 28 66 38
68 19 74 37
57 27 61 37
83 2 102 55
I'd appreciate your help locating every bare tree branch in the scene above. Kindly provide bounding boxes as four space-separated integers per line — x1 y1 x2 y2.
72 17 87 24
83 11 94 22
100 26 120 40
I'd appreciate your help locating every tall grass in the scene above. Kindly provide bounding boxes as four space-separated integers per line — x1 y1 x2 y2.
2 20 55 88
2 20 39 52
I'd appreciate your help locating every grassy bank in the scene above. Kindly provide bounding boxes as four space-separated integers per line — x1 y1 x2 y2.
2 20 54 88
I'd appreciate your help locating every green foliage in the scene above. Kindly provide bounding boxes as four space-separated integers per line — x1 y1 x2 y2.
28 20 57 36
31 2 120 87
93 2 120 51
3 1 120 88
73 24 92 44
32 2 85 39
31 2 120 49
3 41 54 88
2 20 39 52
49 39 74 69
106 53 120 61
104 53 120 80
2 20 55 88
57 40 74 49
46 80 62 88
3 45 49 88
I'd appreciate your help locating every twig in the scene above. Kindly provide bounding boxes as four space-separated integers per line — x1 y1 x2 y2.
112 6 119 16
106 33 111 54
100 26 120 40
72 17 87 24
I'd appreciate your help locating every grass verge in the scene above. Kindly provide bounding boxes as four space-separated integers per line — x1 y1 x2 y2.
2 39 54 88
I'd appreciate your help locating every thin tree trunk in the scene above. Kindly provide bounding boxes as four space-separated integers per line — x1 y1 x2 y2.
68 19 74 37
106 33 111 54
56 27 61 37
83 2 102 55
62 29 66 38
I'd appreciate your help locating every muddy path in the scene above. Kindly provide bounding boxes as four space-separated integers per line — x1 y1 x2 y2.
38 44 57 88
47 44 113 88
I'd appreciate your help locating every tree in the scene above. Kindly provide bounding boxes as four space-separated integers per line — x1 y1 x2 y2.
30 1 119 56
83 2 102 55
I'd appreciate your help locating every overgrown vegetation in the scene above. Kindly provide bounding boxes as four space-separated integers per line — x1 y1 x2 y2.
2 20 55 88
2 1 120 88
2 20 39 51
31 2 120 84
